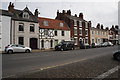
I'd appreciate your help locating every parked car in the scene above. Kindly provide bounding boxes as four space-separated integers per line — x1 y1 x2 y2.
5 44 32 54
113 50 120 61
80 43 91 49
91 43 100 48
101 42 113 47
55 41 74 51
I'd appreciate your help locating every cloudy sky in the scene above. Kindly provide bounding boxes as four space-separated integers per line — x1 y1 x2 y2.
1 0 119 28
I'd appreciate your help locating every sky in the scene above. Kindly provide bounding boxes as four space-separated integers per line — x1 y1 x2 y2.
1 0 119 28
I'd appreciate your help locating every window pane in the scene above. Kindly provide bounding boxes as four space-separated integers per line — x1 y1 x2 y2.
19 24 24 31
61 31 64 36
18 37 24 45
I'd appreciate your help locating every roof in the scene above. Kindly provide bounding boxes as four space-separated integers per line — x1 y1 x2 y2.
0 7 38 23
38 17 70 30
91 27 108 31
11 7 38 23
0 9 12 17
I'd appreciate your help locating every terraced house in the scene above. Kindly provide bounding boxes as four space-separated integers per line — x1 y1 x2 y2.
1 2 39 50
38 17 71 49
56 10 91 47
90 23 109 45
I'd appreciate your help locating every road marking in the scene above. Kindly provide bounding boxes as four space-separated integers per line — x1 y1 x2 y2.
39 54 108 70
93 66 119 80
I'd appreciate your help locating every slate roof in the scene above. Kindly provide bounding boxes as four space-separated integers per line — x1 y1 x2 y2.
0 7 38 23
38 17 70 30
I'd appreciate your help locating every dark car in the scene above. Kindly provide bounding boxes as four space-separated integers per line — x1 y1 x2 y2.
55 41 74 51
79 40 90 49
113 50 120 61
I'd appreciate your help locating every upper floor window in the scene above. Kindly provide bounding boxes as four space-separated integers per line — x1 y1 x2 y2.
74 20 77 26
85 22 88 28
85 30 88 35
23 12 29 19
92 31 94 34
55 30 57 36
74 27 77 35
30 24 35 32
79 21 82 27
19 23 24 31
43 21 49 26
60 23 64 27
79 28 82 35
61 31 64 36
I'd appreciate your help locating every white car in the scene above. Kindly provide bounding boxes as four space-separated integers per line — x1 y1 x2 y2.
102 42 113 47
5 44 32 54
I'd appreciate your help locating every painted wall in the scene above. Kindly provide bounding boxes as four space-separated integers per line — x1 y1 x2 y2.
11 20 39 48
1 15 11 51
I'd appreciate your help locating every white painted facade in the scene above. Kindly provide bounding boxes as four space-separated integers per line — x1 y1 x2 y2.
54 30 71 44
11 20 39 48
0 15 11 51
39 29 71 49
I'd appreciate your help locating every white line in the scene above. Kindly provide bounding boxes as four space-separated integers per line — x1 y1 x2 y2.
93 66 119 80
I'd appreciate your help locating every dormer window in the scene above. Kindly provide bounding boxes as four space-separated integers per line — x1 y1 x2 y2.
23 12 29 19
43 21 49 26
60 23 64 27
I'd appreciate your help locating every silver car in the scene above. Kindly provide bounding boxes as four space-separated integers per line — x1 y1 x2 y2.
5 44 32 54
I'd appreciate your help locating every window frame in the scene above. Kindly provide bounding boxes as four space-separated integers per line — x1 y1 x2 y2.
18 23 24 32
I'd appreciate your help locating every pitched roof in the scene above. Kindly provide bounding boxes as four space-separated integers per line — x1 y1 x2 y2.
11 7 38 23
0 7 38 23
38 17 70 30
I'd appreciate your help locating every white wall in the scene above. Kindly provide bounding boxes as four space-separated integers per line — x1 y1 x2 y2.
1 16 11 51
12 20 39 48
54 30 71 43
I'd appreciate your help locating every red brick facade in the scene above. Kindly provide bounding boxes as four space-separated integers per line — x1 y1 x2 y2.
56 10 91 47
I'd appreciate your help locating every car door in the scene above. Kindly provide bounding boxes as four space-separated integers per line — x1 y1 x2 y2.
11 45 19 52
18 45 26 52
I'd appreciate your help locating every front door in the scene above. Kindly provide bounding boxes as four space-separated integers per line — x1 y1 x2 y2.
45 40 49 49
30 38 38 49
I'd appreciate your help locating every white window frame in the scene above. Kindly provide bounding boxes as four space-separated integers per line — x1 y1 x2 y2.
60 23 64 27
43 21 49 26
74 20 77 26
79 21 82 27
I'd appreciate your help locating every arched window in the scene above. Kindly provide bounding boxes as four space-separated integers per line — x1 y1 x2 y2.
50 40 53 48
41 40 44 48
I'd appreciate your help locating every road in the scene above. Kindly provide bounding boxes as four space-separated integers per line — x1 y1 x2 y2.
2 46 119 79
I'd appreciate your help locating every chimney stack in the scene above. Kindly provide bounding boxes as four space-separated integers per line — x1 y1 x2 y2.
74 14 77 17
101 24 104 29
34 9 39 17
8 2 14 12
67 10 71 15
96 23 100 29
79 13 83 19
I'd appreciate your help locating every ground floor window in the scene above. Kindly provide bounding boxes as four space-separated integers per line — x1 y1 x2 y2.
50 40 53 48
18 37 24 45
41 40 44 48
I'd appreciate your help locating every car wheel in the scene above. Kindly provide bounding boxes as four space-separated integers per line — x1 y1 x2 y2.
71 47 74 50
25 49 30 53
7 50 13 54
61 48 64 51
116 54 120 61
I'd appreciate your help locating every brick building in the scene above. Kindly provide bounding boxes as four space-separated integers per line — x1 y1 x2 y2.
56 10 91 47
